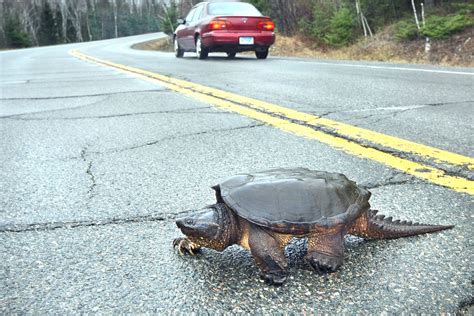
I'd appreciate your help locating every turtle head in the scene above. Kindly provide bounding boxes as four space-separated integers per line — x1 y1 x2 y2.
175 203 232 251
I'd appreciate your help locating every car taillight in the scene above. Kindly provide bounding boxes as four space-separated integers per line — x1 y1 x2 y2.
258 20 275 31
209 20 228 30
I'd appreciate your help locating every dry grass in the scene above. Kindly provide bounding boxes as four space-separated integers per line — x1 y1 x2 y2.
271 26 473 67
133 26 473 67
132 37 174 52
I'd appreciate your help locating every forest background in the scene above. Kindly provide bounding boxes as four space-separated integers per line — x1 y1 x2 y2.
1 0 473 65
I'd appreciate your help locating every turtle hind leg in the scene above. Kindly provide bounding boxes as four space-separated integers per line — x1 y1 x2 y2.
248 224 289 285
305 227 344 274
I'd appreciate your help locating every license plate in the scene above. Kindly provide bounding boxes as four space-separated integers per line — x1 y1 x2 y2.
239 37 254 45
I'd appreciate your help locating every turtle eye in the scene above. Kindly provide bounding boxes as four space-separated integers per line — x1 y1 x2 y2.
185 218 193 225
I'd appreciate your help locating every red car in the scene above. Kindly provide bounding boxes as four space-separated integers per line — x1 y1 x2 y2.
174 1 275 59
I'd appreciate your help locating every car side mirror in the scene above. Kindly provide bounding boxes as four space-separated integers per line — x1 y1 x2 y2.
177 18 185 25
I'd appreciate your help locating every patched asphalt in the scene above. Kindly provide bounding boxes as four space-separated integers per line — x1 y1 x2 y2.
1 33 472 313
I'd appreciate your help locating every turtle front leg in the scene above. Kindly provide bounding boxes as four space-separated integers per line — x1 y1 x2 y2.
305 227 344 274
248 224 288 285
173 237 201 256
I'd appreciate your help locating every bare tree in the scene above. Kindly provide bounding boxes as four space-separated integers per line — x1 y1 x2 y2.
59 0 68 42
268 0 310 35
21 4 39 45
112 0 118 38
421 2 430 53
355 0 372 38
411 0 421 30
158 0 176 34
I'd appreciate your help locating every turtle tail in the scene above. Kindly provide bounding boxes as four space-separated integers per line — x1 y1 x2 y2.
348 209 454 239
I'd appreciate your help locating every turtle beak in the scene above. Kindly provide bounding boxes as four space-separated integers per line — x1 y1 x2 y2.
175 218 185 229
175 216 193 231
175 217 219 231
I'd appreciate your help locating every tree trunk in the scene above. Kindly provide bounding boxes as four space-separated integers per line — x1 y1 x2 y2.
61 0 67 42
112 0 118 38
411 0 421 30
355 0 367 37
86 12 92 41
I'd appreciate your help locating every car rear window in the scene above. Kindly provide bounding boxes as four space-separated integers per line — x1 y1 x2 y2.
208 2 262 16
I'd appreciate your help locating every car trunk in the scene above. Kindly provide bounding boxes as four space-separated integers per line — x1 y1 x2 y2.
217 16 269 32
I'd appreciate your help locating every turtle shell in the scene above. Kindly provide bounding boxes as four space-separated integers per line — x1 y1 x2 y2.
215 168 371 234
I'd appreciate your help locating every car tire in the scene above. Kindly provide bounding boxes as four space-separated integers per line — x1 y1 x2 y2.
195 36 208 60
255 49 269 60
174 37 184 58
227 52 236 58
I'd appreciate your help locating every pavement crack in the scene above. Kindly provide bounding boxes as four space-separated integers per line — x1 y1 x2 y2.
424 100 474 107
357 108 412 124
316 111 336 118
363 179 412 189
313 100 474 121
3 106 215 121
0 210 193 233
86 161 96 197
0 98 109 119
0 89 168 101
81 146 97 200
353 100 474 123
362 173 415 189
100 123 265 154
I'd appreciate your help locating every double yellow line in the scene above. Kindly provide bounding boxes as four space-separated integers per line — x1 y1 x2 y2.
69 49 474 194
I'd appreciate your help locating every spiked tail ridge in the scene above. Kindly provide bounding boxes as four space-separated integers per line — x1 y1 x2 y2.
349 209 454 239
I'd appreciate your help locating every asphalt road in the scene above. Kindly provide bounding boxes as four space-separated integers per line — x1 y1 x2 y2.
1 33 473 313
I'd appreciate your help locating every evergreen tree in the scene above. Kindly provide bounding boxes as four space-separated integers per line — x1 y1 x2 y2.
5 16 31 48
247 0 271 15
324 7 357 47
38 1 60 45
161 0 178 35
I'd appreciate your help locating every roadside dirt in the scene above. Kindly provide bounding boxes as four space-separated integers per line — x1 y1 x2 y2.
134 27 473 67
132 37 174 52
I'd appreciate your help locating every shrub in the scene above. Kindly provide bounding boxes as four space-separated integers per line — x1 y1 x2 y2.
451 3 474 15
311 3 334 42
297 2 335 44
421 14 474 39
394 19 419 41
324 7 357 47
298 17 312 35
5 17 32 48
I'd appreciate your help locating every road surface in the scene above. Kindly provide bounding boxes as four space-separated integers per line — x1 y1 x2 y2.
1 33 473 313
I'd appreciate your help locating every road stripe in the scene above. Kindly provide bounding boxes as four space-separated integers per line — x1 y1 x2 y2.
69 49 474 195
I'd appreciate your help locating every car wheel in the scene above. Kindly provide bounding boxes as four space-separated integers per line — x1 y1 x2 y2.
174 37 184 58
195 36 208 60
255 49 269 60
227 52 236 58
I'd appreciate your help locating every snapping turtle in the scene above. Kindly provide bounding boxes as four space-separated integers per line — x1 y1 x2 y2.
173 168 453 285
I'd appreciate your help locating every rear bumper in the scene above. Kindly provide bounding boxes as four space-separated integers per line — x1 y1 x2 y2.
202 31 275 52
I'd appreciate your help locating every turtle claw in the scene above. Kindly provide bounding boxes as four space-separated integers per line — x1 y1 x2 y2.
305 252 342 275
260 271 287 286
173 237 201 256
